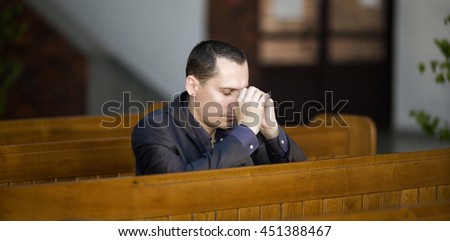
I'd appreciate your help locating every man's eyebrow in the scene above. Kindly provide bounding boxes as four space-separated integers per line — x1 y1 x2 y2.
218 87 238 91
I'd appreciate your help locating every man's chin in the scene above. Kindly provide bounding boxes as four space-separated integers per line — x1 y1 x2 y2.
205 117 235 129
219 119 235 129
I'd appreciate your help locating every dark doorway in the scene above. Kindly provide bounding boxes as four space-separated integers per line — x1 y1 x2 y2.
209 0 393 129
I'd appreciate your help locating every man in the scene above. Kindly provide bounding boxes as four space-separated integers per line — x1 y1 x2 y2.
132 40 307 175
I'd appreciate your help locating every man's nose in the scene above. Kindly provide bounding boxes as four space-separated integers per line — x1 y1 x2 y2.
227 101 239 109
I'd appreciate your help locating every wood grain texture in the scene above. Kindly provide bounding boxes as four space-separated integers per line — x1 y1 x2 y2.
281 202 303 220
437 185 450 201
0 145 135 184
260 204 281 220
323 197 343 215
0 114 376 185
419 187 437 203
0 149 448 220
304 201 450 221
343 195 363 212
238 207 260 221
0 102 164 145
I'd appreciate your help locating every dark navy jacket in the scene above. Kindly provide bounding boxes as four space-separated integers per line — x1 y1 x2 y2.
132 92 307 175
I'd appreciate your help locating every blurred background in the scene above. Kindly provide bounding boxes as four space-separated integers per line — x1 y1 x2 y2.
1 0 449 153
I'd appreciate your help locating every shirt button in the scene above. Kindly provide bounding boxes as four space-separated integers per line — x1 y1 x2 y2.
281 140 285 145
219 138 223 142
249 144 254 150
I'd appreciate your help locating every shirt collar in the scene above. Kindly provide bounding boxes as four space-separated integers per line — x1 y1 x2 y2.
183 106 231 148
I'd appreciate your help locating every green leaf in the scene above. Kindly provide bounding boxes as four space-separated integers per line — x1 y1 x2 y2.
434 39 450 58
430 60 439 73
411 15 450 143
438 123 450 141
445 15 450 25
410 110 441 136
435 73 445 84
418 63 426 74
442 61 450 70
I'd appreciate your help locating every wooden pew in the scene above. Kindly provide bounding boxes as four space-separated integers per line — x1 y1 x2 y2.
285 113 376 158
0 137 130 155
0 113 375 157
0 114 139 146
0 108 374 154
304 201 450 221
0 140 135 186
0 102 165 146
0 114 376 186
1 148 448 221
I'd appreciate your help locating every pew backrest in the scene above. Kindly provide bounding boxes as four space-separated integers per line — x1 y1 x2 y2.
0 102 164 145
0 114 376 186
0 109 374 155
0 138 135 186
285 113 376 159
1 148 448 220
0 114 138 145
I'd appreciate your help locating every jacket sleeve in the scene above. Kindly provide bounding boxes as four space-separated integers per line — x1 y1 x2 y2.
131 118 255 175
253 127 307 164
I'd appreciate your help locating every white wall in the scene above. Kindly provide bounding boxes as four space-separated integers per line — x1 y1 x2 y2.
393 0 450 132
28 0 207 99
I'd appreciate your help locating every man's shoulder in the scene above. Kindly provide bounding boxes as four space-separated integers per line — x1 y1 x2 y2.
133 92 190 133
136 108 172 129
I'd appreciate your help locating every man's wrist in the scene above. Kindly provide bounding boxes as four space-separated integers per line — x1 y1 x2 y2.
264 127 289 155
261 125 279 139
231 125 259 154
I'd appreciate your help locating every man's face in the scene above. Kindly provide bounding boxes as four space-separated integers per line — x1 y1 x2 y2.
193 58 249 130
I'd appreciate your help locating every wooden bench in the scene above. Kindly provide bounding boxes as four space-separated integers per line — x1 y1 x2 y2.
0 114 376 186
0 138 135 186
1 148 448 220
0 108 374 151
285 113 376 158
0 102 165 146
304 201 450 220
0 114 139 146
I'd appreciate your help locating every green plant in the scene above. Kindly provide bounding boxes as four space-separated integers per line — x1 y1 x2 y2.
0 0 27 118
410 15 450 141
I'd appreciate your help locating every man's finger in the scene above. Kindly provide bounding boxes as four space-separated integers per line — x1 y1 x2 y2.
245 86 257 102
264 96 274 107
237 87 247 103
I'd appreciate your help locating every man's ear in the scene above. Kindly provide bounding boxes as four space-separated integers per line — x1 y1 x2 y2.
185 75 199 96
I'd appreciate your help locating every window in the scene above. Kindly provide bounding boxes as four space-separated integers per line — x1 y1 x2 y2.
258 0 387 65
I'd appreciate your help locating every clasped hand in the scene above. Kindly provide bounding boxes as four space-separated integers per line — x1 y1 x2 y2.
235 86 279 139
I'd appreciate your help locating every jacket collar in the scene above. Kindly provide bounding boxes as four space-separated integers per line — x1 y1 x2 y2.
169 91 232 150
169 91 201 129
169 91 207 149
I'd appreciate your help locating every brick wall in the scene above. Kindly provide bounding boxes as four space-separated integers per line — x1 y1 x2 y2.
0 0 87 120
208 0 261 85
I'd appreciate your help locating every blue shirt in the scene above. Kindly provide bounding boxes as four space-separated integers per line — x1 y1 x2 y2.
185 108 289 157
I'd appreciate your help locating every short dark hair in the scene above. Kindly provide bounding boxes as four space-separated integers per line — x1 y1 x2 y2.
185 40 247 82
